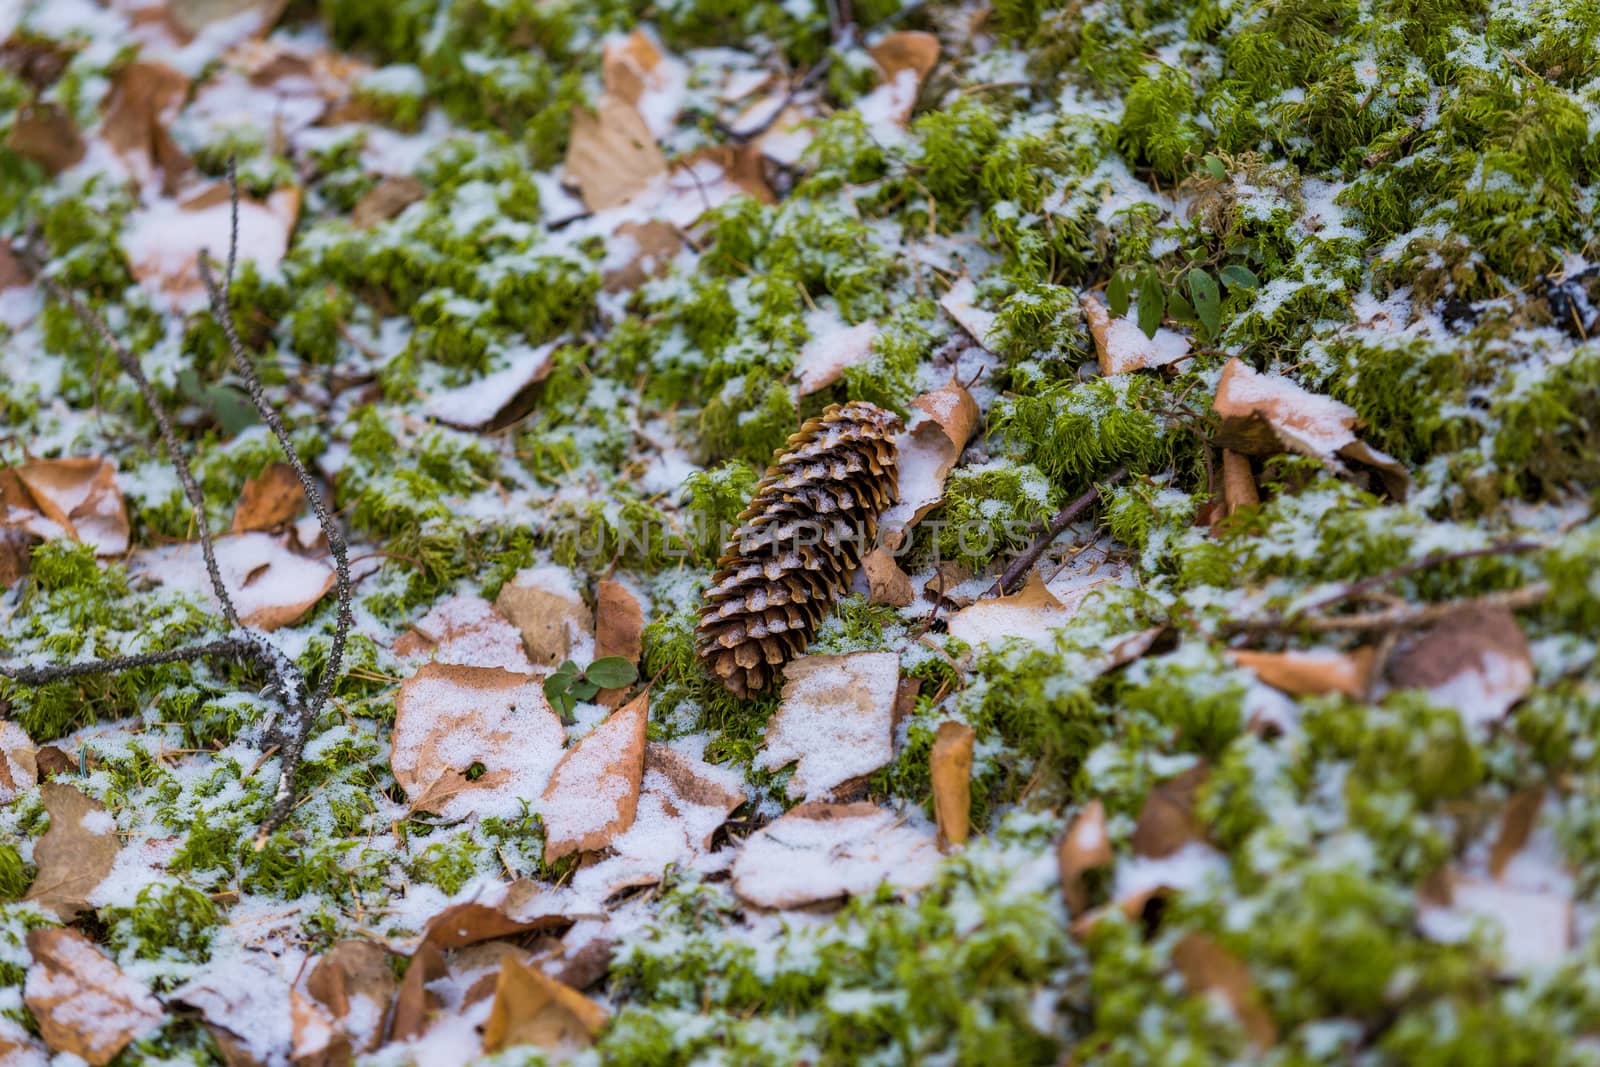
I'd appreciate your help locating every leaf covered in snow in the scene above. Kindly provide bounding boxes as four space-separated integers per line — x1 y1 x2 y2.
731 801 941 909
540 691 649 861
134 530 334 630
754 651 900 801
23 781 120 921
1081 291 1190 376
393 594 534 673
0 457 129 555
494 564 595 669
1386 604 1534 730
24 928 163 1066
879 380 980 546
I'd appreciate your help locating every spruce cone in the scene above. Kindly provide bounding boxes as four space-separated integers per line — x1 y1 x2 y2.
698 401 902 698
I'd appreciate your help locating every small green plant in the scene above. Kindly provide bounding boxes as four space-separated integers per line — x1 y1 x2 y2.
543 656 639 722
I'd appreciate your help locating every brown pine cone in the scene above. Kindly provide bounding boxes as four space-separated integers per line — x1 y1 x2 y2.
697 401 902 698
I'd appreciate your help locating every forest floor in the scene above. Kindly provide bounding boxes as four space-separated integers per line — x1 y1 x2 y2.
2 0 1600 1063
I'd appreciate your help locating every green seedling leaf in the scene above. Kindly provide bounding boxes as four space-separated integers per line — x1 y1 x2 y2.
1187 269 1221 335
1108 270 1133 318
586 656 638 689
1203 155 1227 181
1167 290 1195 325
569 679 600 701
544 674 572 705
1220 264 1260 291
1137 271 1164 338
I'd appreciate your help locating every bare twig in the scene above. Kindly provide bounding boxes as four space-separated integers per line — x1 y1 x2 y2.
988 466 1129 597
1228 583 1549 635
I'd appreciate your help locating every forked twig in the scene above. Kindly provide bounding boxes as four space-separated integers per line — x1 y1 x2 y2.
987 466 1129 597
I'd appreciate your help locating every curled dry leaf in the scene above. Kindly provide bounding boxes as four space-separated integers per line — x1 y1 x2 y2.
5 102 85 173
495 564 595 668
1386 604 1533 730
482 956 607 1055
134 531 334 630
1212 357 1410 500
421 340 560 432
231 461 304 532
102 60 191 192
1 457 130 555
123 183 301 311
420 879 573 951
862 547 914 607
859 30 939 128
754 651 899 801
24 928 163 1066
1081 292 1190 376
732 801 941 910
794 319 878 397
351 174 426 229
389 943 449 1043
601 28 685 139
24 781 119 921
879 380 980 547
540 692 649 861
392 594 534 673
930 721 975 851
594 580 645 668
0 720 38 805
1131 763 1208 860
938 276 996 350
1058 799 1113 916
301 940 397 1057
1171 932 1277 1049
602 219 680 292
564 94 667 212
391 664 566 821
1228 647 1376 700
1220 448 1259 516
945 572 1069 657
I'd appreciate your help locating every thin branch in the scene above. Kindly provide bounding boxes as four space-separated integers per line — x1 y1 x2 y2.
1228 583 1549 636
988 466 1129 597
0 636 263 685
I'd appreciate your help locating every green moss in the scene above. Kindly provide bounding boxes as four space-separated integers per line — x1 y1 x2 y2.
0 845 33 900
103 884 223 966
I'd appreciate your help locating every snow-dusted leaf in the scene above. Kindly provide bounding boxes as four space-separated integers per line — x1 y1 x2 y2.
564 94 667 212
660 143 775 226
858 30 939 129
1212 357 1410 500
482 955 607 1055
24 928 163 1066
420 879 573 951
732 802 941 909
421 341 559 430
123 183 300 312
1058 799 1112 916
601 29 685 140
302 940 397 1056
23 782 119 921
133 531 334 630
391 664 566 821
861 547 913 607
1081 291 1190 376
494 563 595 668
0 720 38 805
167 0 289 37
945 571 1069 655
1228 647 1376 700
930 721 974 850
879 380 979 546
230 461 303 532
1386 604 1533 730
1171 933 1277 1049
102 60 191 192
170 950 295 1067
541 692 649 861
393 594 534 673
794 319 877 397
754 651 899 801
0 1017 47 1066
2 457 129 555
938 276 996 349
643 743 745 851
601 219 680 292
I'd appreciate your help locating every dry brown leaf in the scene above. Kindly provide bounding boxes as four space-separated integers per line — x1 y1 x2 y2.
892 676 922 731
0 527 37 590
1386 604 1533 730
565 94 667 212
859 31 939 127
1213 357 1410 500
420 879 572 951
1221 449 1258 516
879 380 980 546
545 933 615 992
1058 799 1112 916
23 781 119 920
862 547 914 607
421 340 560 431
1131 763 1208 860
930 721 974 851
794 320 878 397
482 956 607 1055
231 461 304 532
392 594 533 673
1081 292 1190 376
170 950 294 1067
667 142 776 213
939 277 996 349
123 183 300 309
290 985 344 1065
599 28 684 139
24 928 162 1065
541 692 649 861
754 651 899 801
303 940 395 1055
388 942 449 1043
595 580 645 668
5 102 85 174
391 664 566 821
0 720 38 805
1490 786 1544 881
731 801 941 909
1228 647 1376 700
1171 932 1277 1049
495 566 595 668
0 1018 47 1066
102 60 191 192
2 457 130 555
352 174 425 229
643 743 744 850
602 219 680 292
945 571 1069 656
133 531 333 630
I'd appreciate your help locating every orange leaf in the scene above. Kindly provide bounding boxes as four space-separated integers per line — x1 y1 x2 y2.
541 692 649 861
24 928 162 1066
1131 764 1207 860
1228 647 1376 700
482 956 607 1054
1171 932 1277 1049
231 461 305 532
1058 799 1112 916
23 781 120 921
930 721 975 851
